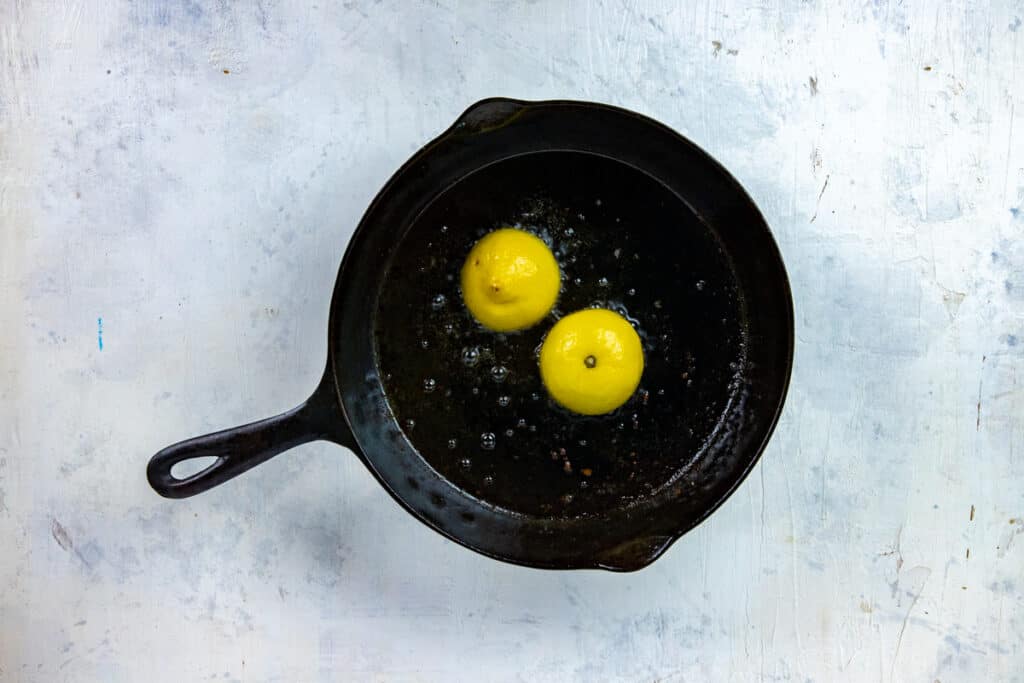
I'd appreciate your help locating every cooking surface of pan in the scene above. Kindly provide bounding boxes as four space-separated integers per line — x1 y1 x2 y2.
376 151 747 518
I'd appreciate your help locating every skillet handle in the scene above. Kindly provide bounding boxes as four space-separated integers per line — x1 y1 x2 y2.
147 372 351 499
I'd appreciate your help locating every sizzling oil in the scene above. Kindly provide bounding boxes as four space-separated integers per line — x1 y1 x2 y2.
375 152 746 518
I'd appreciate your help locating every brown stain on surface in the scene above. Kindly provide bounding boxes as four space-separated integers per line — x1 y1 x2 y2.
970 504 975 521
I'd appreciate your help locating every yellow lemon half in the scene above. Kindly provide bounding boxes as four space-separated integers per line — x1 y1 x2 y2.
539 308 645 415
461 228 560 332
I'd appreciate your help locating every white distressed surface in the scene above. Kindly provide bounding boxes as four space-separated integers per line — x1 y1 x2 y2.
1 1 1023 681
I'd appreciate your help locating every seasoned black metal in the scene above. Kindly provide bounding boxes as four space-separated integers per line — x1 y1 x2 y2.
147 98 794 571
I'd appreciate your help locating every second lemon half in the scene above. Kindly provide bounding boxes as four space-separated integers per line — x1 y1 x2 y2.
461 228 561 332
539 308 645 415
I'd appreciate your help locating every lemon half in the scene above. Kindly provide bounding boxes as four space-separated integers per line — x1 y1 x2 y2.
539 308 644 415
461 228 560 332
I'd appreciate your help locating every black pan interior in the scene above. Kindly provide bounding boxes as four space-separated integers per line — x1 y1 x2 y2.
375 151 747 518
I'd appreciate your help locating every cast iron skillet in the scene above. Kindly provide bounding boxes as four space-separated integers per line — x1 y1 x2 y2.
147 98 794 571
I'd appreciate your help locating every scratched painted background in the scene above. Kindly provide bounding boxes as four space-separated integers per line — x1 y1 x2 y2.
1 0 1022 681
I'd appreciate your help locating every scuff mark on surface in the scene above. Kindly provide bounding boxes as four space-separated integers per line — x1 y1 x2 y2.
51 518 92 569
889 566 932 680
997 518 1024 558
976 356 985 431
810 174 830 223
808 75 818 95
51 518 74 552
940 285 966 320
881 525 905 598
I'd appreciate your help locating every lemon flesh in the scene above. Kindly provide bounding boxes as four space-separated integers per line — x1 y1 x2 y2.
461 228 560 332
539 309 645 415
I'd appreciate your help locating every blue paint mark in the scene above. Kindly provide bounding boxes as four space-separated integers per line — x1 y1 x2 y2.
1010 206 1021 220
97 317 103 351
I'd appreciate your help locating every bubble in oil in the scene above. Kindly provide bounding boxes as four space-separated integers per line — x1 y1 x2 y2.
653 300 663 309
481 432 496 450
461 346 481 367
497 395 510 407
627 288 636 296
490 365 508 383
504 428 514 437
431 294 447 310
448 438 458 449
471 387 480 396
528 425 537 433
613 248 621 259
459 457 471 469
517 418 527 429
695 280 706 291
423 378 436 393
595 198 602 206
483 475 495 486
598 277 609 287
573 277 583 286
420 339 430 349
443 323 455 335
530 392 541 401
440 224 449 233
405 419 416 431
564 227 575 237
